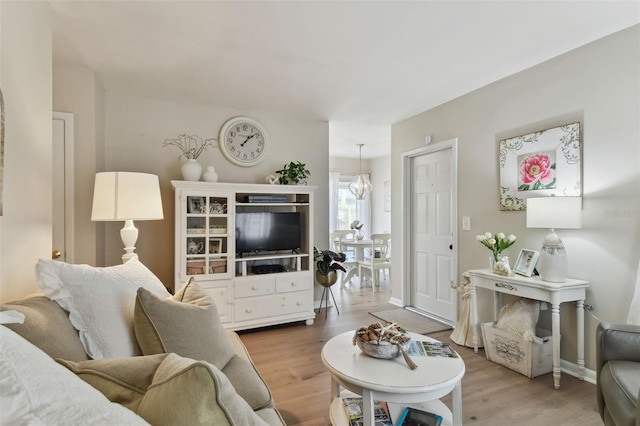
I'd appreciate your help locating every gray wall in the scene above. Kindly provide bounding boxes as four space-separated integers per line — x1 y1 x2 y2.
50 87 330 294
390 25 640 371
0 1 53 302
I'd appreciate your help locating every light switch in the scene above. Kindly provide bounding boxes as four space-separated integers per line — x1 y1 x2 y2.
462 216 471 231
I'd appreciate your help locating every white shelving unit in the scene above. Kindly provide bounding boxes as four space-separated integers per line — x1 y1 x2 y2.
172 181 317 330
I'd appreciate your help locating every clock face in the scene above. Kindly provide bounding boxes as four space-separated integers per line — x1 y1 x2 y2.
219 117 269 167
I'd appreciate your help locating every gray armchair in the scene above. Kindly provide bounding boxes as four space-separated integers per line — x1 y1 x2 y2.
596 322 640 426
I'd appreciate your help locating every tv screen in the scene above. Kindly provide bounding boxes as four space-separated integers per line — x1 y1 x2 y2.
235 212 301 254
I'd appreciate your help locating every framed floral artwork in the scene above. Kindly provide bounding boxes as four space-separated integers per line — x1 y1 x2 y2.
499 122 581 211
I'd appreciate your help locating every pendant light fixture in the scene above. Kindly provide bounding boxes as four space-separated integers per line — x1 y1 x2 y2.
348 144 372 200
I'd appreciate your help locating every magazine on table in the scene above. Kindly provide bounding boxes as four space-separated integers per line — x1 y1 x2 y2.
342 397 392 426
406 341 459 358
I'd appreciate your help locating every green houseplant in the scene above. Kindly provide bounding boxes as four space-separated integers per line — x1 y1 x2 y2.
314 247 346 286
275 161 310 185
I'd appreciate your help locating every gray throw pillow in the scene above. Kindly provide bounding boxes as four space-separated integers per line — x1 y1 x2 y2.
133 279 273 410
133 279 236 370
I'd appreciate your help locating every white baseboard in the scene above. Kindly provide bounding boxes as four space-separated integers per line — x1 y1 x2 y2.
560 359 597 385
388 297 403 307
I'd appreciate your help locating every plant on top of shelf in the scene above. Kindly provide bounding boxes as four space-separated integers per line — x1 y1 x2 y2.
275 161 310 185
162 134 216 160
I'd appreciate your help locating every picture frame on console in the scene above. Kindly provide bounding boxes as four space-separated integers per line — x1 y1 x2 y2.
513 249 539 277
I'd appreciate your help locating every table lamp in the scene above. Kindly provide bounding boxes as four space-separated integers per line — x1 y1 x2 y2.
526 196 582 282
91 172 164 263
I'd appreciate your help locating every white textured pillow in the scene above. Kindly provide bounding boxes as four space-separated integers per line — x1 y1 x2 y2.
0 326 149 425
36 259 171 359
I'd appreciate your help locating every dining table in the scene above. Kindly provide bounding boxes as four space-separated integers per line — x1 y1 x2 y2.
339 238 380 285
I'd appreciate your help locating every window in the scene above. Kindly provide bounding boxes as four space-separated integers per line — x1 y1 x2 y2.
337 180 358 230
330 171 370 237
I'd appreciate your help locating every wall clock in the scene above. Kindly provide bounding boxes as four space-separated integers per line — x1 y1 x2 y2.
219 117 270 167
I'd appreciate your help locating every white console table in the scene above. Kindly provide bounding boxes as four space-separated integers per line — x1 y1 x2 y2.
467 269 589 389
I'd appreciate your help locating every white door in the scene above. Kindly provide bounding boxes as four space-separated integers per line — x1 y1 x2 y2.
404 140 457 323
52 112 74 262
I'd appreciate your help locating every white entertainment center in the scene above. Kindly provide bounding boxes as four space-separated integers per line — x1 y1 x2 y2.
171 181 317 330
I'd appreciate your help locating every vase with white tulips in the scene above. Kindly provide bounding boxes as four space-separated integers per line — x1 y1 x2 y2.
476 232 517 263
350 220 364 239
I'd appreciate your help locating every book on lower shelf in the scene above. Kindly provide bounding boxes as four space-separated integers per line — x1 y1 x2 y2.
342 397 392 426
406 341 459 358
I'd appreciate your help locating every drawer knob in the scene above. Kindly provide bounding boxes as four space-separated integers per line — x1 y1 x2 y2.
246 308 252 313
296 302 301 306
251 286 257 291
290 282 296 286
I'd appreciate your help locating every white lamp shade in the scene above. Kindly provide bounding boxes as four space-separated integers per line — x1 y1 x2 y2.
91 172 164 221
526 197 582 229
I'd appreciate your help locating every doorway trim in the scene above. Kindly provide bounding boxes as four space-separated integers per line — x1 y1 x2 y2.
53 111 75 262
400 138 458 322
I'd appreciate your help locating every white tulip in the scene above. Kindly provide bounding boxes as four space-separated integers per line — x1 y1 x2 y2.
508 234 517 242
488 238 496 246
497 232 505 240
485 232 492 239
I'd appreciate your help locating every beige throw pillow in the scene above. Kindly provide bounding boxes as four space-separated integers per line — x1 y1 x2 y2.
133 279 236 370
133 280 273 410
58 353 268 426
57 354 165 412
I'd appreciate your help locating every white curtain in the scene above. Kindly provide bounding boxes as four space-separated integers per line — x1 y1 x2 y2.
329 172 340 233
356 172 372 238
627 254 640 325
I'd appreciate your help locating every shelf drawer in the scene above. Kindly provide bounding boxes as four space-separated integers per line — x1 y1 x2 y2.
234 291 312 322
234 276 275 298
198 281 232 323
275 272 312 293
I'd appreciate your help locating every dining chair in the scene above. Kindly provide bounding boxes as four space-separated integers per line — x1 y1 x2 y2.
357 233 391 291
331 229 356 258
329 231 358 288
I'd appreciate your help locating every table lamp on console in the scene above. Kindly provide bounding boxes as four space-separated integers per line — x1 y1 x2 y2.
91 172 164 263
526 196 582 282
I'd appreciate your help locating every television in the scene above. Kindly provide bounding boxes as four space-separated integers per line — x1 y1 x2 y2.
235 212 301 255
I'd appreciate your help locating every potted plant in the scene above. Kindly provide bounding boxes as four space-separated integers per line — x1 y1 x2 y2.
275 161 310 185
314 247 346 286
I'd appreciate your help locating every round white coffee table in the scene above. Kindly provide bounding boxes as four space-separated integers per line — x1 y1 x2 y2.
321 331 465 426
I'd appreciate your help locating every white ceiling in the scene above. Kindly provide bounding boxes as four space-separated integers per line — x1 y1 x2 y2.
49 1 639 159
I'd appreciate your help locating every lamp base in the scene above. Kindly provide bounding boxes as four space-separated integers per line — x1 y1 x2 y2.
538 231 567 282
120 219 139 263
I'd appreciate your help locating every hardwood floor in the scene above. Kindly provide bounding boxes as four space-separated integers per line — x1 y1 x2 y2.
238 280 601 426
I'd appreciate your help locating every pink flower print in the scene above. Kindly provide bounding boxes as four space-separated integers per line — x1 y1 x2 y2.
519 153 556 190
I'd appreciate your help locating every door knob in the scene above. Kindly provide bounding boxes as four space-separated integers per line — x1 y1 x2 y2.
52 250 62 259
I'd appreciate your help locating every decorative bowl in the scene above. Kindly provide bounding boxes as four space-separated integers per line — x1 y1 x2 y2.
356 337 411 359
